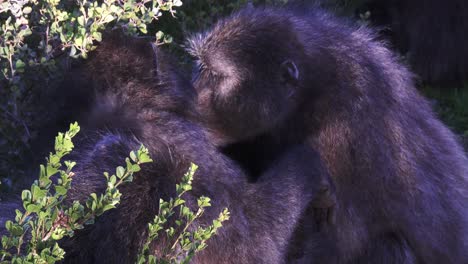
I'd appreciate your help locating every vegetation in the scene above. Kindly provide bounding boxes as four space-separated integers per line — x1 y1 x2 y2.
137 163 230 264
1 0 467 262
1 0 236 261
0 0 183 187
0 0 291 188
0 123 151 262
422 86 468 147
0 123 229 263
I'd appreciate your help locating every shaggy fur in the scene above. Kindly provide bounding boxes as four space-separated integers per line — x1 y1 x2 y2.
189 6 468 263
44 34 332 263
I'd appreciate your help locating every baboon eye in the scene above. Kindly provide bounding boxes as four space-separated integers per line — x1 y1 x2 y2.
280 60 300 83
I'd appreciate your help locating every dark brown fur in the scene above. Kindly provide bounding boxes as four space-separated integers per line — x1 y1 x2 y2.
188 7 468 263
34 34 334 263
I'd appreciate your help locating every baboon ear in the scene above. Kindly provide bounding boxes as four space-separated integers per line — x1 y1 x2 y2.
280 60 300 84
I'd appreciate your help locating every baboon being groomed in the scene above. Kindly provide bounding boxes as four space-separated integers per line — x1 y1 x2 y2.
188 6 468 263
30 33 334 263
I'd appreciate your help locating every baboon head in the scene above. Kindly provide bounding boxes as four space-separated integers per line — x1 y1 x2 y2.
188 9 314 146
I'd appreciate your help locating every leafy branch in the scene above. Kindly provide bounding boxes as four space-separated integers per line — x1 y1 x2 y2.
0 122 153 263
137 164 230 264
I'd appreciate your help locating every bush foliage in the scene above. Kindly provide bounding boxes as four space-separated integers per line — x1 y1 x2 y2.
1 0 467 262
0 123 152 262
137 163 230 264
1 0 232 262
0 0 291 187
0 123 229 263
0 0 182 186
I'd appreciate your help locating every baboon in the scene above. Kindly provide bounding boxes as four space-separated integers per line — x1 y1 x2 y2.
188 6 468 263
0 33 333 263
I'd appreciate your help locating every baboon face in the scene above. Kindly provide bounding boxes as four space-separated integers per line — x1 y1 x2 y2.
189 12 305 145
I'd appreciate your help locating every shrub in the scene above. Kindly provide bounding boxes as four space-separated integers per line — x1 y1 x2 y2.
1 1 233 262
137 163 230 264
0 123 229 263
0 0 182 187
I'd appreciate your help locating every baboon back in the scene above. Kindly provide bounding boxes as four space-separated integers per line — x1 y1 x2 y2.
189 6 468 263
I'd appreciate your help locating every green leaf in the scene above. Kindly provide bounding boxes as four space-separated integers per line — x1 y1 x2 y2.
197 196 211 208
32 185 47 201
15 210 23 222
130 151 137 162
51 228 66 240
4 221 12 232
5 221 23 237
102 15 115 23
174 198 185 207
156 31 164 40
213 220 222 229
164 35 173 44
116 166 125 179
26 204 41 213
1 235 9 249
124 174 133 183
55 185 67 196
21 190 32 202
22 6 32 14
69 122 81 136
131 164 141 172
77 16 85 26
75 37 83 47
92 31 102 42
15 59 25 69
69 45 77 57
109 175 117 186
138 23 147 34
137 148 153 163
46 164 59 177
102 204 115 212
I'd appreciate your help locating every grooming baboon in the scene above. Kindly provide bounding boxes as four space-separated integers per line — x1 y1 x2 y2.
15 33 333 263
188 6 468 263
